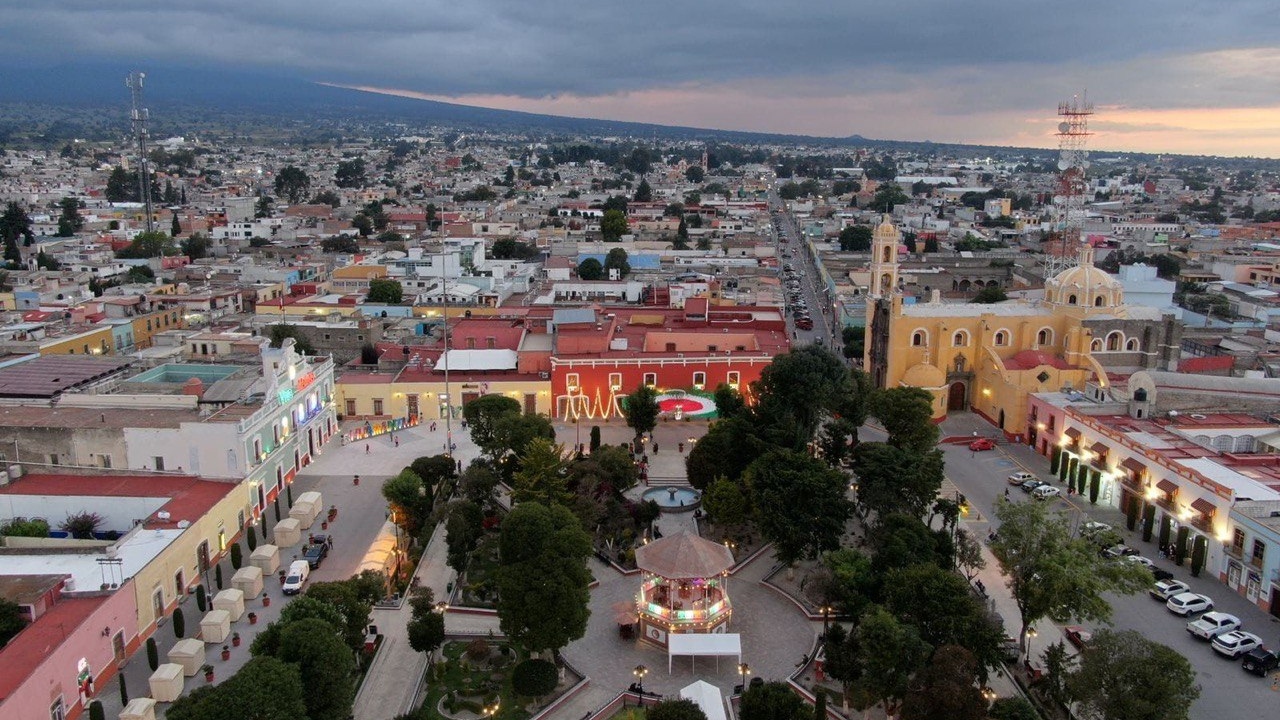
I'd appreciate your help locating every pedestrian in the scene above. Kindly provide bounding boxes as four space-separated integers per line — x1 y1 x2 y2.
365 443 370 455
1004 488 1010 499
430 421 437 432
450 442 457 453
653 443 659 454
456 459 462 473
394 436 400 448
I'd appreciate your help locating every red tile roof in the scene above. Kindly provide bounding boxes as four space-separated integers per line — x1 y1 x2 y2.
0 595 106 701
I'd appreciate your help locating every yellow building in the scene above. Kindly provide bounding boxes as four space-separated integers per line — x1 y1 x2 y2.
131 309 185 349
337 373 551 422
864 217 1181 436
39 326 116 356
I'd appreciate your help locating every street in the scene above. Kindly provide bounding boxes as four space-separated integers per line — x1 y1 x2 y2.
770 194 839 350
938 415 1280 719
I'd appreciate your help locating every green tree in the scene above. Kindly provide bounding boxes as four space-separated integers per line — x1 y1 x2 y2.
703 476 751 530
971 285 1008 304
180 233 211 260
0 201 32 263
491 414 557 478
1066 630 1199 720
444 500 485 572
987 697 1037 720
883 564 1003 671
851 443 944 521
838 225 872 252
511 438 570 506
0 517 49 537
622 384 660 444
172 607 186 638
746 448 851 566
868 387 938 455
275 618 355 720
634 178 653 202
171 213 182 237
146 636 159 670
167 656 307 720
490 237 538 260
649 698 708 720
601 208 629 241
334 158 367 188
577 257 604 280
589 425 602 453
511 658 559 700
869 184 910 213
496 502 592 653
851 607 930 720
268 324 316 355
463 394 522 457
712 383 745 420
900 645 987 720
0 597 28 645
367 278 403 303
685 165 705 183
255 195 274 219
383 468 432 536
406 587 446 654
105 166 132 202
116 231 177 259
739 681 809 720
990 500 1152 656
321 235 360 253
274 166 312 204
604 247 631 278
753 344 855 449
125 265 154 283
685 415 763 489
56 197 84 236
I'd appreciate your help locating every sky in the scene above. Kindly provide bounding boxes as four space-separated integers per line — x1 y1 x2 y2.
3 1 1280 157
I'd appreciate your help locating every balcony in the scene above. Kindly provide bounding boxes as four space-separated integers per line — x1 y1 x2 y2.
1225 544 1245 560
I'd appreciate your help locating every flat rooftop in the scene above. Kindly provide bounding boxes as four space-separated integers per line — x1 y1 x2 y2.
0 355 133 399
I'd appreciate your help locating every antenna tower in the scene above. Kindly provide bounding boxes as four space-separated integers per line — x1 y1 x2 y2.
1043 93 1093 279
126 72 155 233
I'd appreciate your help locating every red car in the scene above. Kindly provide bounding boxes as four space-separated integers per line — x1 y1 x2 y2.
969 438 996 451
1064 625 1092 650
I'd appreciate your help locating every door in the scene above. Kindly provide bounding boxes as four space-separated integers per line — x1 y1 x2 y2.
524 393 537 415
152 587 164 622
1270 587 1280 620
947 382 967 411
112 631 126 663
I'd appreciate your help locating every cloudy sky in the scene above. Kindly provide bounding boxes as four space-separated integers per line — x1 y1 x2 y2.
4 1 1280 156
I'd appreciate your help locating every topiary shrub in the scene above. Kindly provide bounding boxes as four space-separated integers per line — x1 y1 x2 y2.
511 658 558 699
88 700 105 720
146 637 159 670
195 584 207 612
215 564 224 590
465 638 490 662
988 696 1037 720
172 607 186 639
247 525 257 551
230 543 243 569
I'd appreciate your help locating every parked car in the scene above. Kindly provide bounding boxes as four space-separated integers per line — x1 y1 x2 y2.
969 438 996 451
1080 521 1111 536
282 560 310 596
303 541 329 569
1241 647 1280 676
1166 592 1214 616
1103 545 1140 559
1150 579 1190 601
1019 480 1046 493
1187 612 1241 639
1125 555 1156 569
1151 567 1175 582
1008 472 1036 485
1064 625 1092 650
1032 485 1062 501
1212 631 1264 659
796 318 814 330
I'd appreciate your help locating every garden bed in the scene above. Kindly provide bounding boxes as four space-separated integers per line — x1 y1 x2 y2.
414 640 582 720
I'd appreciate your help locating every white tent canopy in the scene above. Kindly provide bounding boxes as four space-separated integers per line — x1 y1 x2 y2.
667 633 741 673
680 681 727 720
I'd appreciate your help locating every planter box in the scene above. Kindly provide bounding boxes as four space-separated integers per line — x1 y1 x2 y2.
231 566 264 599
200 609 231 644
250 544 280 574
212 588 245 621
166 638 205 677
148 663 184 702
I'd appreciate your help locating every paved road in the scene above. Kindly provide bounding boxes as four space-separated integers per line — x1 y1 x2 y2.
770 194 838 350
938 414 1280 720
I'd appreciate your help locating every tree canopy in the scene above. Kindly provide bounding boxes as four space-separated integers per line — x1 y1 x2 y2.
623 384 660 441
601 209 629 242
463 395 523 456
577 257 604 280
1067 630 1199 720
838 225 872 252
367 278 403 304
496 502 592 653
115 231 176 259
273 166 311 205
604 247 631 278
746 448 851 566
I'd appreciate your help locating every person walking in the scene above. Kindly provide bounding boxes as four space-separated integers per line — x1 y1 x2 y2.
365 443 370 455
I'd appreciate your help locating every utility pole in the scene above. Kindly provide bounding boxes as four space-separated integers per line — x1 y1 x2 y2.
126 72 155 233
441 252 452 457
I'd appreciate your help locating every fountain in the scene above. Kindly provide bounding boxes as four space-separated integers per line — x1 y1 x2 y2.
641 486 702 513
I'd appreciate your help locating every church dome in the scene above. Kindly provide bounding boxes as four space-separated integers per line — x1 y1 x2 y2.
1046 245 1123 308
902 362 946 388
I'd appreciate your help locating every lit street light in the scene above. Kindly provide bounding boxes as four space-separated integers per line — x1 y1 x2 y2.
737 662 751 692
633 664 648 695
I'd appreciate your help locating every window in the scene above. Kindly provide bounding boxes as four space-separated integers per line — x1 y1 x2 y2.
1106 331 1122 351
692 371 706 388
154 456 165 471
1126 338 1139 351
174 570 185 598
1036 328 1053 346
1091 339 1102 352
1232 529 1246 554
1252 539 1265 564
993 330 1009 347
98 454 112 469
911 330 926 347
643 373 657 387
50 697 66 720
253 438 263 460
727 371 740 388
566 373 580 391
952 331 968 347
1067 294 1077 305
345 399 356 416
48 453 58 466
407 394 419 417
608 373 622 391
372 398 384 415
1095 295 1105 307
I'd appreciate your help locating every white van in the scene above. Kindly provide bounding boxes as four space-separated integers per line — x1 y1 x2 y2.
282 560 309 595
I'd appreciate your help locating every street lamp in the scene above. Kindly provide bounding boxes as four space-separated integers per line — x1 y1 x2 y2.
633 664 648 695
820 605 833 637
482 701 500 718
737 663 751 692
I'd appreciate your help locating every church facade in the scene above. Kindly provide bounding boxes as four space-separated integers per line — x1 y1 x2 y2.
864 217 1181 437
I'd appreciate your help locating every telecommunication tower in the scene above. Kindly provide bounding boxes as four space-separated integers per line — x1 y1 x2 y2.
126 71 155 233
1043 94 1093 279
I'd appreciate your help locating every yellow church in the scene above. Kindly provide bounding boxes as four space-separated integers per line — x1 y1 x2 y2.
863 216 1181 437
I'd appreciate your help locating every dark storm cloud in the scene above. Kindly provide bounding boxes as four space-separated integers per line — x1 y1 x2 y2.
1 0 1277 104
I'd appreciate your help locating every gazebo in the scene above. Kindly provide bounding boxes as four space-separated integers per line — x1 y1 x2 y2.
633 529 734 648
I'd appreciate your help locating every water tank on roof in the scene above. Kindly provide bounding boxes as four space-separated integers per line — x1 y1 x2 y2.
7 465 21 479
